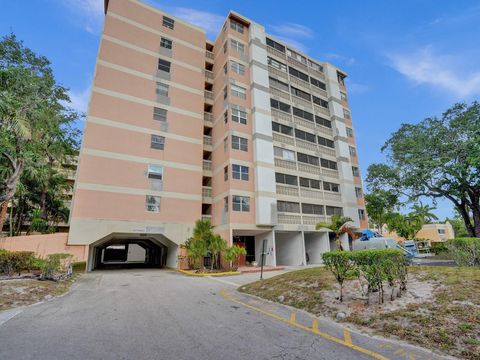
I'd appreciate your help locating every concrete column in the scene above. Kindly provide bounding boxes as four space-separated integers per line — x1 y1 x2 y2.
254 231 276 266
305 232 330 264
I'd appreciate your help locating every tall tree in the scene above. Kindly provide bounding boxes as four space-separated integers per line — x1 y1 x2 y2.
364 190 399 232
0 33 79 228
410 202 438 225
366 102 480 237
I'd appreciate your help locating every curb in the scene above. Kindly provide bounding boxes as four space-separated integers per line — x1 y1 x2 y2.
177 269 241 277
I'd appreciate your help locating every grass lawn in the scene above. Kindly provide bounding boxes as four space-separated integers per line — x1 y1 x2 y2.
0 277 76 311
240 266 480 360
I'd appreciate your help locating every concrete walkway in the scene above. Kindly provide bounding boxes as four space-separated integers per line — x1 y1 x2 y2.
0 269 448 360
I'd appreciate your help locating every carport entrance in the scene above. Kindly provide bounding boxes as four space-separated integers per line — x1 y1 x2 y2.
89 233 178 271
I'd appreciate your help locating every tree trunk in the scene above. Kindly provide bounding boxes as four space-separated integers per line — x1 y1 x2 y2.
39 191 47 220
455 203 476 237
0 201 8 232
0 154 24 227
472 208 480 238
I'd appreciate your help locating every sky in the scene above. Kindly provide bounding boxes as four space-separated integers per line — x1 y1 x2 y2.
1 0 480 220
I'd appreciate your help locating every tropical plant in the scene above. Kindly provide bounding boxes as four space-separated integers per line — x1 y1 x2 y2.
316 215 355 250
321 251 356 302
365 190 399 233
224 245 247 271
366 102 480 237
410 202 438 225
183 237 207 270
208 234 226 270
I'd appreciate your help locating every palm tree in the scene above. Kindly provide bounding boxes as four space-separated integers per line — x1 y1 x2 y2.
316 215 355 251
410 203 438 224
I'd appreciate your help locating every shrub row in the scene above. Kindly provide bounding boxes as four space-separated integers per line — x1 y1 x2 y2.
447 238 480 266
322 249 407 304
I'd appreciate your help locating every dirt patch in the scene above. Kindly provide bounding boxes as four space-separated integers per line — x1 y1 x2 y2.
0 278 75 311
240 266 480 360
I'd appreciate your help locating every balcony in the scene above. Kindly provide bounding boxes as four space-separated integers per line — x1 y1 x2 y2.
298 162 321 175
202 160 212 174
205 70 214 82
271 109 292 123
202 186 212 203
204 90 214 105
205 50 214 61
293 116 315 130
313 105 330 117
268 66 288 79
296 139 318 152
203 135 212 150
274 158 297 171
290 76 311 91
318 146 336 158
201 214 212 221
272 132 295 146
308 68 325 81
300 188 323 200
204 112 213 125
276 185 299 197
266 46 286 59
302 215 325 226
316 125 333 137
324 192 342 202
270 87 290 101
287 56 308 71
322 168 340 179
277 213 302 225
291 95 312 109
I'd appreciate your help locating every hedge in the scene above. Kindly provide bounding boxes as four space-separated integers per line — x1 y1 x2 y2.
0 250 36 276
447 238 480 266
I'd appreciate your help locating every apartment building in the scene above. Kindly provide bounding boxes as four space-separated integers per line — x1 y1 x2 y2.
68 0 368 270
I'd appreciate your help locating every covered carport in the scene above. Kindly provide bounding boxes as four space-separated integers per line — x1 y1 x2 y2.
304 231 330 264
88 233 178 271
274 231 305 266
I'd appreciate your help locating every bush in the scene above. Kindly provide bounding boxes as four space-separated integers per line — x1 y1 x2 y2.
322 249 406 304
431 242 449 255
224 245 247 271
72 261 86 272
447 238 480 266
41 253 73 280
0 250 36 276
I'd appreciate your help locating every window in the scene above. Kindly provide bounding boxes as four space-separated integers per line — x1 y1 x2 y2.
232 195 249 212
232 135 248 151
230 19 244 33
162 16 174 30
291 86 311 101
145 195 160 212
295 128 316 143
160 37 172 49
224 166 228 181
272 122 293 136
352 166 360 177
299 177 321 189
340 92 348 102
326 206 343 216
321 158 337 170
312 95 329 108
315 116 331 128
231 107 247 124
224 111 228 124
355 187 363 198
223 63 228 74
438 229 446 235
266 38 285 53
302 203 324 215
232 164 249 180
324 181 339 192
231 84 246 99
292 107 314 121
286 49 307 64
153 107 167 121
337 72 346 86
349 146 356 157
223 41 227 54
297 152 319 166
147 164 163 180
277 201 300 213
270 98 291 113
275 172 298 186
223 86 228 100
358 209 366 220
310 77 326 90
288 67 309 82
151 135 165 150
269 77 289 92
344 109 351 119
267 57 287 72
318 136 334 148
224 196 229 212
274 146 295 161
346 127 354 137
230 60 245 75
156 82 169 97
158 59 171 73
308 60 323 73
223 137 228 151
230 39 245 54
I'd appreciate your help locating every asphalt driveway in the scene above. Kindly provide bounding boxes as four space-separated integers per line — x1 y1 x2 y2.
0 269 446 360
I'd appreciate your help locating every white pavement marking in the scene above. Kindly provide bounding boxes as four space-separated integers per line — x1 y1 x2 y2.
206 276 240 287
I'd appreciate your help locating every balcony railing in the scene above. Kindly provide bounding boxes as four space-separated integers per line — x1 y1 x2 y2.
322 168 340 179
300 188 323 200
274 158 297 171
302 215 324 226
272 132 295 146
313 105 330 117
206 50 214 60
204 112 213 124
268 66 288 79
287 56 308 71
276 185 299 197
318 146 336 158
202 160 212 172
202 186 212 202
205 70 214 80
290 76 311 90
298 162 321 175
296 139 317 152
324 192 342 202
204 90 214 100
271 109 292 123
270 87 290 101
293 116 315 130
203 135 212 146
291 95 312 109
316 125 333 136
266 46 286 59
277 213 302 225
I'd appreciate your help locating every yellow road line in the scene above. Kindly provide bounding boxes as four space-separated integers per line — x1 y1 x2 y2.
344 328 352 344
219 289 389 360
289 311 297 323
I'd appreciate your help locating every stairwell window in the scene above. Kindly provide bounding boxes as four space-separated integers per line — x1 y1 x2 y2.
158 59 171 73
153 107 167 122
231 106 247 124
156 82 169 97
145 195 161 212
231 84 246 99
355 187 363 198
344 109 351 119
231 135 248 151
151 135 165 150
232 195 249 212
162 16 175 30
232 164 249 181
160 37 172 49
230 39 245 54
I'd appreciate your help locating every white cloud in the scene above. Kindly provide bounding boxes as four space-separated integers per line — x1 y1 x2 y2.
269 23 313 39
323 53 356 67
169 7 224 37
388 46 480 98
62 0 104 34
68 86 91 114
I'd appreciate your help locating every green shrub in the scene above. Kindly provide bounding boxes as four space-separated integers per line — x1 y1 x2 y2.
72 261 86 272
431 242 449 255
447 238 480 266
0 250 36 276
41 253 73 279
322 251 356 302
224 245 247 271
